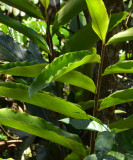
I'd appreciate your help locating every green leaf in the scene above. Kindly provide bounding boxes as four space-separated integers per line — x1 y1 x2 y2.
106 28 133 45
64 152 82 160
0 82 88 119
0 0 44 19
103 60 133 75
40 0 49 10
107 151 125 160
95 131 115 159
99 88 133 111
60 118 109 132
57 70 96 93
83 154 98 160
109 115 133 133
29 49 100 97
63 12 127 53
0 11 49 52
85 0 109 43
52 0 87 34
0 108 86 156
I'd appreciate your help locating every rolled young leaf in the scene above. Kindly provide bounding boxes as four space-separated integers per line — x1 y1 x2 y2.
103 60 133 75
0 0 44 19
0 108 86 156
106 27 133 45
85 0 109 44
29 49 100 97
99 88 133 110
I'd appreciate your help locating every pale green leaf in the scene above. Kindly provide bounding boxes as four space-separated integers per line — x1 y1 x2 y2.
60 118 109 132
99 88 133 111
85 0 109 43
106 28 133 45
0 82 87 120
29 49 100 97
103 60 133 75
0 11 49 52
0 0 44 19
83 155 98 160
52 0 87 34
0 108 86 156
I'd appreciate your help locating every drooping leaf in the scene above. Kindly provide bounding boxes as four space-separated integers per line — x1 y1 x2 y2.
0 0 44 19
99 88 133 111
29 49 100 97
64 152 82 160
0 82 88 119
83 154 98 160
109 115 133 133
106 28 133 45
103 60 133 75
0 11 49 52
0 108 86 156
63 12 128 53
40 0 49 10
52 0 87 34
95 131 115 159
57 70 96 93
85 0 109 43
60 118 109 132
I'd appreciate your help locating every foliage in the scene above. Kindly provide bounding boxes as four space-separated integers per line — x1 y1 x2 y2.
0 0 133 159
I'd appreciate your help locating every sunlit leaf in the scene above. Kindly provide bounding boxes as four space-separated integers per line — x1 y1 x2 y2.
85 0 109 43
106 28 133 45
29 49 100 97
0 108 86 156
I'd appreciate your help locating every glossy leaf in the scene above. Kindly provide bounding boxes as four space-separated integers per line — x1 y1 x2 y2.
29 49 100 97
99 88 133 110
109 115 133 133
64 152 82 160
0 108 86 156
0 0 44 19
95 131 115 159
60 118 109 132
86 0 109 43
0 11 49 52
103 60 133 75
52 0 87 34
106 28 133 45
63 12 128 53
0 82 87 120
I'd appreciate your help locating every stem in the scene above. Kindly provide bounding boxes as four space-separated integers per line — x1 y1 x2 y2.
90 44 106 154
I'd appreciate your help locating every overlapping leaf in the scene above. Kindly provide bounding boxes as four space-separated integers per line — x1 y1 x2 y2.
103 60 133 75
106 27 133 45
0 108 86 156
29 49 100 97
0 11 48 52
52 0 87 34
0 0 44 19
86 0 109 43
99 88 133 110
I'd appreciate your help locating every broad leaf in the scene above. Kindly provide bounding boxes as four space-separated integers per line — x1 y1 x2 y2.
0 62 95 93
103 60 133 75
63 12 128 53
52 0 87 34
29 49 100 97
0 82 87 120
95 131 115 159
0 108 86 156
60 118 109 132
83 154 98 160
0 11 49 52
109 115 133 133
106 28 133 45
64 152 82 160
86 0 109 43
0 0 44 19
99 88 133 110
